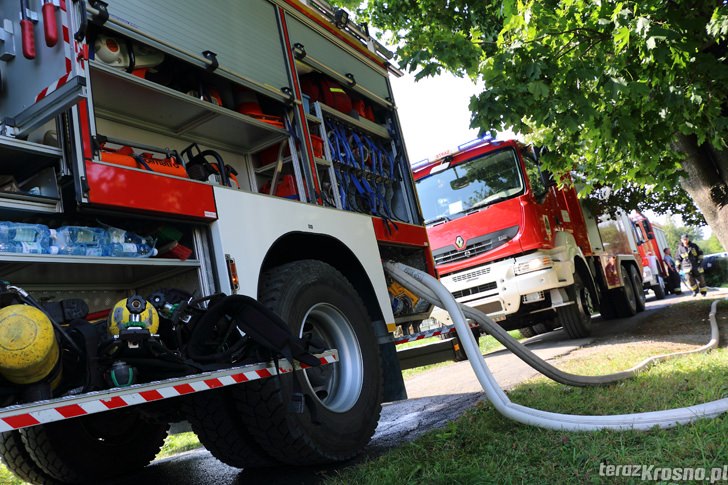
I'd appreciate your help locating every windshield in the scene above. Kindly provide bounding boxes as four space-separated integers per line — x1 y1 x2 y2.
415 148 524 223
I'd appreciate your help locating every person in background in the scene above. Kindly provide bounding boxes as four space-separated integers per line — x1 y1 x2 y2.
663 247 677 272
676 234 707 296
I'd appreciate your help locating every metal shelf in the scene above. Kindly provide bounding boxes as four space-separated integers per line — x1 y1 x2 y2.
89 62 289 153
319 104 390 139
0 136 62 180
0 254 201 291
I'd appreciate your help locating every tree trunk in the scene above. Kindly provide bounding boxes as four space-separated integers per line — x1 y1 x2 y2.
674 134 728 252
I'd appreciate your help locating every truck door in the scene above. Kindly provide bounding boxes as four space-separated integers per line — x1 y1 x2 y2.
0 0 88 137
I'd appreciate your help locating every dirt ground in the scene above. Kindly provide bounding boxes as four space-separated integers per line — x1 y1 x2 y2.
554 291 728 368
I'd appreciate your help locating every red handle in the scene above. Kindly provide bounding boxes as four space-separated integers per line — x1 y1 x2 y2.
42 2 58 47
20 18 36 59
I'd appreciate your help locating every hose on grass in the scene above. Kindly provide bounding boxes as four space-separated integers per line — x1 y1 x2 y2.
385 261 728 431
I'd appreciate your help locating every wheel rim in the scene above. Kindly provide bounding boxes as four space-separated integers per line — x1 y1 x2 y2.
579 284 596 316
299 303 363 413
622 271 637 309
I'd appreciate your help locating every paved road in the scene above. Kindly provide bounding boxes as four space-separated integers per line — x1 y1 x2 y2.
113 288 728 484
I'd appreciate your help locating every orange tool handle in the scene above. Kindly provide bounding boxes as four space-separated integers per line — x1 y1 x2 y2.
20 18 36 59
42 1 58 47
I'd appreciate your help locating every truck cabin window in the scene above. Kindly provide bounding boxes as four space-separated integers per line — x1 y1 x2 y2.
417 148 524 224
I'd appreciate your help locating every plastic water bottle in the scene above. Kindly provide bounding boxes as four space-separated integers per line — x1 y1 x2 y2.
106 227 157 258
51 226 109 256
0 222 54 254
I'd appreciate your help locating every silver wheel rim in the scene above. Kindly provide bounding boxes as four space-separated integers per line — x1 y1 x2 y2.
299 303 363 413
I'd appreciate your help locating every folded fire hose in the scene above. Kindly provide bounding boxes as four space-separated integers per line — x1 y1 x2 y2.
385 261 728 431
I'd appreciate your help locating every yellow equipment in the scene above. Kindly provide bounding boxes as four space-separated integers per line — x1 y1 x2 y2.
0 305 60 384
107 297 159 336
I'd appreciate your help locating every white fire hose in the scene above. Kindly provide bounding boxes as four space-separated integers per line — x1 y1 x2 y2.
385 261 728 431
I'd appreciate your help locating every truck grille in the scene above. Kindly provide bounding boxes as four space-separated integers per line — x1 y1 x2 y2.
452 281 497 299
432 225 519 266
435 240 493 264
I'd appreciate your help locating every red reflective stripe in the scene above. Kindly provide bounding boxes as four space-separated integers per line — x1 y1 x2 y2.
256 369 272 379
204 379 223 389
174 384 195 395
232 373 248 383
140 390 164 401
3 414 40 429
56 404 87 418
101 396 128 409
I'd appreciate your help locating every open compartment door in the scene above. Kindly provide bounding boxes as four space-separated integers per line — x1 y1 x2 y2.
0 0 87 137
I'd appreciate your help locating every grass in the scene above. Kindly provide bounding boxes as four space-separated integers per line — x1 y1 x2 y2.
156 431 202 459
400 330 523 379
326 302 728 485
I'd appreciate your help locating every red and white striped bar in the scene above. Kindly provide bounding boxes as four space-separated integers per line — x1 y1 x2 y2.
0 350 338 432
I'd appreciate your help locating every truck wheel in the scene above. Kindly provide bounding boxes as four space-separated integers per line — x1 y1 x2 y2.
20 409 168 483
238 260 382 466
557 272 595 338
185 388 275 468
453 327 481 361
518 326 536 338
531 323 549 335
653 276 666 300
0 431 55 485
629 266 646 312
615 264 638 318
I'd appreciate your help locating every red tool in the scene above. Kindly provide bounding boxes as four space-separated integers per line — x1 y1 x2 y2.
20 0 36 59
42 0 58 47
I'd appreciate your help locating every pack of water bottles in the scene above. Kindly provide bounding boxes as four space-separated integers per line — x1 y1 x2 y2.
0 222 56 255
0 221 157 257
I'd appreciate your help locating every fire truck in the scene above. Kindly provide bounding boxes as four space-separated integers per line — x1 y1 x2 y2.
630 211 682 296
412 137 645 339
0 1 432 482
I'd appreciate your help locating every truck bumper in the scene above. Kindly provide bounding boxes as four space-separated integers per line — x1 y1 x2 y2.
433 252 574 326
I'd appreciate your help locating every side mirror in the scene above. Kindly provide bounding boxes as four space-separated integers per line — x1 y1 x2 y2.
540 169 556 188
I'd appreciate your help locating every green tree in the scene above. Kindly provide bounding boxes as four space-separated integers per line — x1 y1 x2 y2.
661 217 703 253
700 233 726 254
345 0 728 249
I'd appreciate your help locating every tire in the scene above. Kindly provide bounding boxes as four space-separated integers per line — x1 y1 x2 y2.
615 264 638 318
237 260 382 466
652 276 666 300
629 265 646 312
453 327 481 362
531 323 549 335
185 388 275 468
518 326 536 338
556 272 595 339
0 431 56 485
20 409 168 483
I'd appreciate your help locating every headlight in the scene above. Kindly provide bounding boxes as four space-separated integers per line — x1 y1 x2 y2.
514 256 553 275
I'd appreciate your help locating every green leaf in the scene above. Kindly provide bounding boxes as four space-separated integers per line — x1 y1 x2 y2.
613 26 630 52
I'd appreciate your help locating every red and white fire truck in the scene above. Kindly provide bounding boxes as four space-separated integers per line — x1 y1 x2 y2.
413 137 645 339
0 1 432 482
630 211 682 296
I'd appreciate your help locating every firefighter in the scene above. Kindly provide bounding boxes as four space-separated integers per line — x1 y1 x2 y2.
676 234 707 296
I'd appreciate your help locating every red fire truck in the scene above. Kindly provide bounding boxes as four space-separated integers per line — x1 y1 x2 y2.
0 1 432 482
413 137 645 339
630 211 682 296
